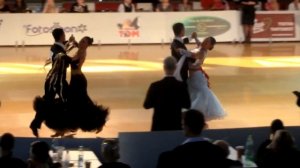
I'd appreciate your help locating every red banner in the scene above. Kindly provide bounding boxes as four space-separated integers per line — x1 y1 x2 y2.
253 13 295 38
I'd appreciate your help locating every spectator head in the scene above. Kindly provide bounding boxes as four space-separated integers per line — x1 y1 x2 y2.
101 139 120 163
172 22 185 37
270 119 284 135
124 0 132 4
29 141 51 164
213 140 230 158
268 130 295 151
77 0 85 5
0 133 15 152
182 110 206 137
202 36 216 50
163 56 177 75
52 28 65 42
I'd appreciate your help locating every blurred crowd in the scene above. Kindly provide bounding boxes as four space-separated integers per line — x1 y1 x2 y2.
0 0 299 13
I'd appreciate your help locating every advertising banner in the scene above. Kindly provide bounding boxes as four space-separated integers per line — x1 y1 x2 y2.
253 11 298 41
0 11 299 46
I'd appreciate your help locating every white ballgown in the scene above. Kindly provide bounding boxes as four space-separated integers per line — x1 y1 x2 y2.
174 49 226 121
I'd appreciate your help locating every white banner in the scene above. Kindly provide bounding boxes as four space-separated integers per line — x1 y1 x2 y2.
0 11 299 46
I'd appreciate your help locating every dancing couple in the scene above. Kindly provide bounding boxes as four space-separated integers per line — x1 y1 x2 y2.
30 28 109 137
171 22 226 121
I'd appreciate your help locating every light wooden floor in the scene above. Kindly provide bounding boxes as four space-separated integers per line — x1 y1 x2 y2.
1 42 300 138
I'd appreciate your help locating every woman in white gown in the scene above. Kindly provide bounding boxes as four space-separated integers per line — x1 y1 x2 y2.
175 36 226 121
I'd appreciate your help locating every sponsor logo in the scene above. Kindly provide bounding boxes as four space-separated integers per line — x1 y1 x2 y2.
117 17 140 38
182 16 230 37
23 22 87 36
253 14 295 38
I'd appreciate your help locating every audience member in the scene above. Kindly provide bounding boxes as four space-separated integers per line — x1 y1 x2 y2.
156 109 227 168
226 0 239 10
156 0 172 11
12 0 29 12
294 0 299 9
0 0 11 12
289 0 299 10
144 56 190 131
240 0 257 43
214 140 243 168
0 133 27 168
70 0 89 13
211 0 227 10
118 0 135 12
265 0 279 10
256 119 284 167
99 139 131 168
201 0 214 10
178 0 192 11
27 141 61 168
42 0 57 13
259 0 267 10
258 130 300 168
277 0 292 10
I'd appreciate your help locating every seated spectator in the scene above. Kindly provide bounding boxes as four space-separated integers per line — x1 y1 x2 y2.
201 0 214 10
42 0 57 13
99 138 131 168
70 0 89 13
178 0 192 11
213 140 243 168
277 0 291 10
0 133 27 168
156 110 227 168
12 0 29 12
259 130 300 168
156 0 172 11
289 0 299 10
265 0 279 10
118 0 135 12
211 0 227 10
0 0 11 13
226 0 239 10
27 141 61 168
256 119 284 167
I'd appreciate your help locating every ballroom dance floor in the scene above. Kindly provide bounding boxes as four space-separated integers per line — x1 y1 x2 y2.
0 42 300 138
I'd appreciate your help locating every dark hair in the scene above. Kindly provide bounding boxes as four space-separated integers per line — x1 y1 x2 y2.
85 36 93 45
172 22 184 36
0 133 15 151
31 141 50 163
208 36 216 45
271 119 284 134
52 28 64 42
183 110 205 135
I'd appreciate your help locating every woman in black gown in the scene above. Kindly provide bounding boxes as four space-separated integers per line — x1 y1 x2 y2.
32 36 109 137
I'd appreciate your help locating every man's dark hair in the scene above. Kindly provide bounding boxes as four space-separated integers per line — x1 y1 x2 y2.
172 23 184 36
0 133 15 151
271 119 284 134
208 36 216 45
52 28 64 42
84 36 93 45
183 110 205 135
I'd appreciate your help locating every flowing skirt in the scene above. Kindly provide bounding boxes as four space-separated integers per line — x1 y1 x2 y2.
32 72 109 133
187 71 226 121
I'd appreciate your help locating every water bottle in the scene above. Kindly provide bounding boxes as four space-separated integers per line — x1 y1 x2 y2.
244 134 254 162
78 146 84 168
63 150 70 168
